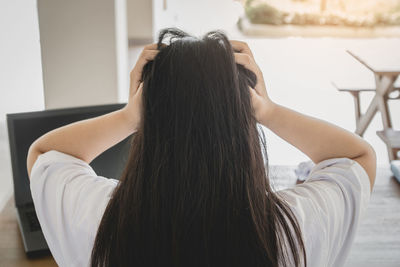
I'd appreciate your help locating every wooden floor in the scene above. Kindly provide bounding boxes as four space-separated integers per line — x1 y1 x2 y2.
0 166 399 266
345 168 400 267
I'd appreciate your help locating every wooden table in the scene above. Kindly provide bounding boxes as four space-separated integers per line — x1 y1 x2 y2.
347 49 400 161
0 198 57 267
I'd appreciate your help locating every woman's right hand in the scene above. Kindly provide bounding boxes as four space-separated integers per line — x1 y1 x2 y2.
123 44 159 131
230 40 275 124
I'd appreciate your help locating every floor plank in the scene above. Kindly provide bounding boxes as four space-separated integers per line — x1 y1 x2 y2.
345 168 400 266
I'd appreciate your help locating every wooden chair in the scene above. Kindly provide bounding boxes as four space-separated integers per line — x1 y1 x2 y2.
377 129 400 161
331 82 375 124
332 81 400 161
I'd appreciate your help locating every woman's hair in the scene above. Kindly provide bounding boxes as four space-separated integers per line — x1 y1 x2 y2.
91 28 306 267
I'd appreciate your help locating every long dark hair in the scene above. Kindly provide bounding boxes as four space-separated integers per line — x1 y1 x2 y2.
91 28 306 267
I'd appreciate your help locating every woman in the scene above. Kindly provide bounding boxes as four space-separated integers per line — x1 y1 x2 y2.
27 29 375 267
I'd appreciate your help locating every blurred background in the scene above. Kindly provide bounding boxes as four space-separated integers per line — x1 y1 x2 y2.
0 0 399 265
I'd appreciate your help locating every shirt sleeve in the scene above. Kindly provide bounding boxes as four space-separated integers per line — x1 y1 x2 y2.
30 150 119 267
278 158 371 267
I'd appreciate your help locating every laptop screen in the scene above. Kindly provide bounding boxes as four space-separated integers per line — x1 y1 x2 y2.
7 104 131 207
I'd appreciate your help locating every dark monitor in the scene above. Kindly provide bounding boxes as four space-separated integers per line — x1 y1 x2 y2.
7 104 131 207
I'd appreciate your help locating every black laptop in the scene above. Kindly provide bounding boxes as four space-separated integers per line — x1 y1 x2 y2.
6 104 131 257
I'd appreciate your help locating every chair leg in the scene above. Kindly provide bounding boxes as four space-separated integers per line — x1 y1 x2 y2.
350 91 361 124
350 92 361 123
378 96 393 129
388 146 396 161
392 148 400 161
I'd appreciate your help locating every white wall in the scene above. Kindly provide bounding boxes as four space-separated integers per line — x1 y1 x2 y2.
0 0 129 211
115 0 130 102
0 0 44 117
127 0 153 41
0 0 44 211
37 0 129 108
152 0 243 37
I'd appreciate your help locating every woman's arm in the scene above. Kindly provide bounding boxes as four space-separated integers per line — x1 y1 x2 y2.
261 103 376 187
27 44 159 177
232 41 376 190
27 109 135 176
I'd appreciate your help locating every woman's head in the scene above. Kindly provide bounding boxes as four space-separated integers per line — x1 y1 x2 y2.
91 28 305 267
140 28 257 147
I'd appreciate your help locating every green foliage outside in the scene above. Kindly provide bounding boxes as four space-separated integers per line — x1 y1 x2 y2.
245 0 400 26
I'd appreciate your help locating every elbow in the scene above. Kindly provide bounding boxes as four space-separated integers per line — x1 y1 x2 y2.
26 141 43 178
363 142 377 191
352 141 376 192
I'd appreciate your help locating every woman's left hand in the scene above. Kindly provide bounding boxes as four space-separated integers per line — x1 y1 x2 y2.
230 40 274 125
123 44 159 131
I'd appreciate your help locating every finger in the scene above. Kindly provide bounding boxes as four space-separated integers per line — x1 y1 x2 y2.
132 82 144 99
143 43 159 51
144 43 168 50
230 40 254 58
234 53 259 75
158 43 167 49
236 54 268 98
249 86 257 98
139 49 159 62
132 47 159 80
133 50 159 79
248 86 262 111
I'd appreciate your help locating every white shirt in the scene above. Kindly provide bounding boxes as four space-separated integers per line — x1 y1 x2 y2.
30 151 371 267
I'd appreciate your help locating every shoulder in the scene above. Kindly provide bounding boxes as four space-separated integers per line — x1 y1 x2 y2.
30 150 118 266
278 158 371 267
30 150 118 195
30 150 119 210
280 158 370 207
307 157 371 190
